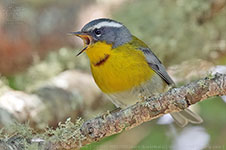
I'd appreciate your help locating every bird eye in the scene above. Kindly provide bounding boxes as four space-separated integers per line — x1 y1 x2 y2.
94 29 101 36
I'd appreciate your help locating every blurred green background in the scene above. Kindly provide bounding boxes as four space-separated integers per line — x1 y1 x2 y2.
0 0 226 149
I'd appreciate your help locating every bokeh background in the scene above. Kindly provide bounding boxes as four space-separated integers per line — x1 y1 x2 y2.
0 0 226 149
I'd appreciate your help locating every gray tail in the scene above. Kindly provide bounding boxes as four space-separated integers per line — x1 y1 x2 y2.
170 109 203 127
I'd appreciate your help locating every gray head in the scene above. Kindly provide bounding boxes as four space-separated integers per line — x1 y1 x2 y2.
73 18 132 50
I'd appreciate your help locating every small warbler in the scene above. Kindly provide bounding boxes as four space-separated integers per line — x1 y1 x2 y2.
72 18 202 127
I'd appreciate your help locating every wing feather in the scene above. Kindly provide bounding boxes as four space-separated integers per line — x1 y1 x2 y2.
130 35 175 85
139 47 175 85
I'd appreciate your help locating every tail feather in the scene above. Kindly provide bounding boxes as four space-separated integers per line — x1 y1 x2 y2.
170 109 203 127
170 112 188 127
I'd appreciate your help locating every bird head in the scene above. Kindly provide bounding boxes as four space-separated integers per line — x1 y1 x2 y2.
71 18 132 56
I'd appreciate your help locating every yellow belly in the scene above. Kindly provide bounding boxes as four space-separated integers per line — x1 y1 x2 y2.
87 42 155 93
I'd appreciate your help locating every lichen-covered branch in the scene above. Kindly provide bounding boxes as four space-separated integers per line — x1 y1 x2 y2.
1 73 226 150
49 73 226 149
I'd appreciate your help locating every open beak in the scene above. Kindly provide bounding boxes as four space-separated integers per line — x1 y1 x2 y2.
70 31 93 56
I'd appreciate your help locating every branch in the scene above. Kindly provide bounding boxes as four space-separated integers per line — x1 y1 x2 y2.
51 73 226 149
1 73 226 150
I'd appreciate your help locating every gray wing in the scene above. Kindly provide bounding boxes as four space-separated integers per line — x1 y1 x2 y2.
139 47 175 85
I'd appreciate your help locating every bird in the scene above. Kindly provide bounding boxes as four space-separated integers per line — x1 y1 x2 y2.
71 18 203 127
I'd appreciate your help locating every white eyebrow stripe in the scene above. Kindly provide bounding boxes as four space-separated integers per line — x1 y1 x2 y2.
87 21 123 30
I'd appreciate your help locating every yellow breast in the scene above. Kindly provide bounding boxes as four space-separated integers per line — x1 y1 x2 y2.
85 41 155 93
